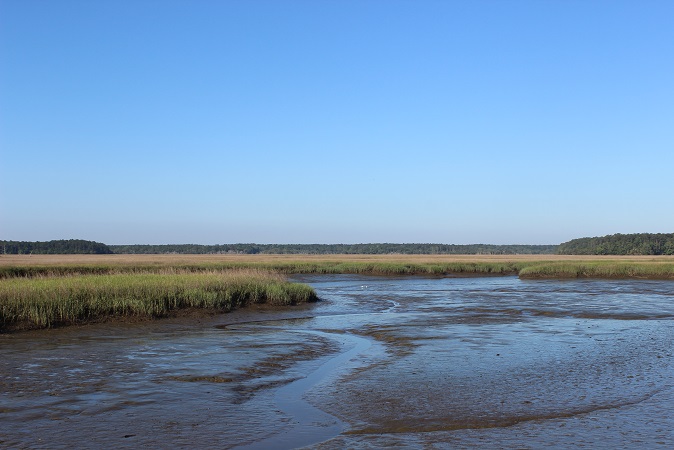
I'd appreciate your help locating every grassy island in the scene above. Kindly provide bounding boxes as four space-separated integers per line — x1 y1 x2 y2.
0 268 317 332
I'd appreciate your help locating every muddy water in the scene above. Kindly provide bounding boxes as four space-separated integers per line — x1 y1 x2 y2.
2 275 674 448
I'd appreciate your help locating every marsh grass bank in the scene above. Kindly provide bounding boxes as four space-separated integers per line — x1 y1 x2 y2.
2 254 674 279
0 270 317 332
518 261 674 279
0 260 525 279
2 255 674 332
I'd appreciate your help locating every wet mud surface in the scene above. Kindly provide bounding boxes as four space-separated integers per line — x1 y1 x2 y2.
2 275 674 448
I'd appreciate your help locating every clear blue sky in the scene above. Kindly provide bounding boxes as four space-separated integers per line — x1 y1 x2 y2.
1 0 673 245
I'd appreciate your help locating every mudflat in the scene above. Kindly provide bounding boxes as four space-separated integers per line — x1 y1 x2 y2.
2 274 674 448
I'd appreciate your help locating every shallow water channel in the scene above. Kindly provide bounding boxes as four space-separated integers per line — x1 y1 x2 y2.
2 275 674 448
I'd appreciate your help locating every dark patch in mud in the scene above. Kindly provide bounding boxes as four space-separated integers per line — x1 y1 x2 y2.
345 388 666 435
168 375 235 383
360 325 418 357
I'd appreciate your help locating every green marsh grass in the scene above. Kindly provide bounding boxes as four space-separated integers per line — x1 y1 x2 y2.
0 270 317 331
0 260 527 279
2 255 673 280
518 261 674 279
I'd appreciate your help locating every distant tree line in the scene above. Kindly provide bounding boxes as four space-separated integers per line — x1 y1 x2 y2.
108 243 559 255
558 233 674 255
1 239 113 255
109 244 262 254
4 236 672 255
